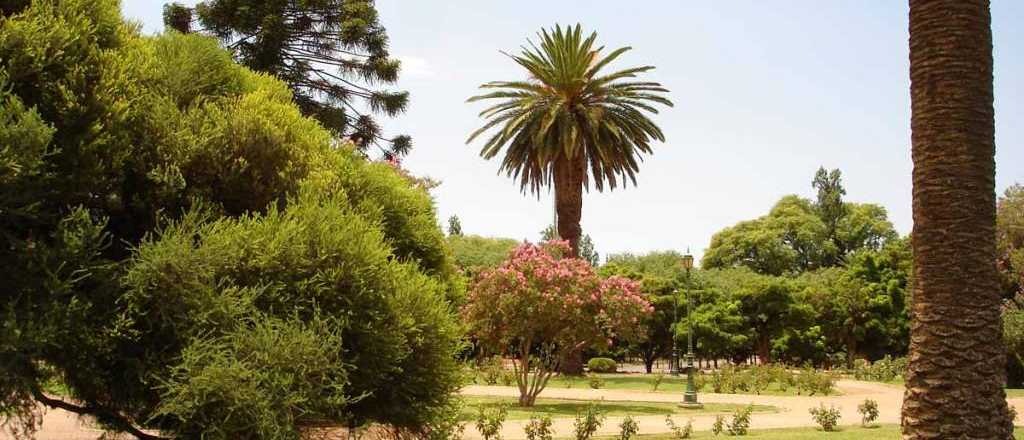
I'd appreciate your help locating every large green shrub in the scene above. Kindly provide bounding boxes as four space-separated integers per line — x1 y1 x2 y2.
0 2 462 438
586 357 618 373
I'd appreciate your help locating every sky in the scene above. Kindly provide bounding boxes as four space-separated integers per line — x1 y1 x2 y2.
123 1 1022 262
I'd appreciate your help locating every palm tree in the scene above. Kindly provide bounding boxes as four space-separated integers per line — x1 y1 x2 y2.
902 0 1012 437
467 24 672 256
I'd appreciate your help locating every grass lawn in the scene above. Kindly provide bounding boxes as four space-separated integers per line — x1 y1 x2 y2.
459 396 776 421
592 425 1024 439
540 374 840 397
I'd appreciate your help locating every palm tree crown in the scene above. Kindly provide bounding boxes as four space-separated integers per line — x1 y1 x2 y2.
467 24 673 195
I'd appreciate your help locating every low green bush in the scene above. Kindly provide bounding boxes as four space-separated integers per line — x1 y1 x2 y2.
573 404 606 440
852 355 907 382
727 404 754 435
712 415 725 435
858 399 879 427
525 415 553 440
652 373 667 391
665 416 693 439
479 357 504 385
476 404 508 440
619 416 639 440
587 357 618 373
809 403 841 431
588 374 605 389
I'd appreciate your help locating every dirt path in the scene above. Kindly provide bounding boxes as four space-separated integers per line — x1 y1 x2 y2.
7 381 1022 439
460 380 907 439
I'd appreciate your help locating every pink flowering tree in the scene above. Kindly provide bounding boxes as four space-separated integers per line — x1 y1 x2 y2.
463 241 652 406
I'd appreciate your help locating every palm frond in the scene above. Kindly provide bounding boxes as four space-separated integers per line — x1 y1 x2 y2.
466 24 673 195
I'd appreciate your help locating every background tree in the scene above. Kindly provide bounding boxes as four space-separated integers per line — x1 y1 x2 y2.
703 170 896 276
902 0 1012 436
600 251 685 372
998 184 1024 303
812 167 847 265
163 0 411 157
542 224 599 266
685 275 749 367
464 241 651 406
448 214 464 236
0 3 461 437
467 24 672 256
447 234 519 278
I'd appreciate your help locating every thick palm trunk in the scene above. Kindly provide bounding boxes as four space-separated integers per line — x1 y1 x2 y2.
903 1 1011 437
553 153 585 257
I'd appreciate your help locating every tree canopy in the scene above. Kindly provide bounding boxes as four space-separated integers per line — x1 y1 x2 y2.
703 169 897 275
0 2 460 438
163 0 411 157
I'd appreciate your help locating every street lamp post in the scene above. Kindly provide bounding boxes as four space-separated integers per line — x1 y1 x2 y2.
680 251 702 408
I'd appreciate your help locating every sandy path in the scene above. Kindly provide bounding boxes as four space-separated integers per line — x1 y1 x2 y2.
460 380 907 439
6 381 1021 439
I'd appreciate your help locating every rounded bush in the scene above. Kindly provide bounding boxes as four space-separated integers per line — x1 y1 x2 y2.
587 357 618 373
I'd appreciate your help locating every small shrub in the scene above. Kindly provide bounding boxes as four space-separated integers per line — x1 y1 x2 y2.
475 404 508 440
573 404 606 440
795 367 835 396
525 415 554 440
480 357 504 385
858 399 879 427
651 373 666 391
732 370 751 393
711 415 725 436
665 416 693 439
619 416 639 440
500 369 516 386
852 355 907 383
727 404 754 436
693 371 707 392
776 367 792 393
587 357 618 373
588 374 605 389
809 403 841 432
711 370 725 393
750 369 771 395
816 373 836 395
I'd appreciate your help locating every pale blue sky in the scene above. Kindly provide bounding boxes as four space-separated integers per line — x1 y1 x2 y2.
123 1 1022 261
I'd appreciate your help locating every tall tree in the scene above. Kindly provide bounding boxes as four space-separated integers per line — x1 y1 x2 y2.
163 0 411 157
447 215 463 236
467 24 672 256
902 0 1012 437
812 167 847 265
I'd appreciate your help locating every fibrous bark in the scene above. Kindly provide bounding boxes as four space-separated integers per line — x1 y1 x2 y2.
902 1 1012 438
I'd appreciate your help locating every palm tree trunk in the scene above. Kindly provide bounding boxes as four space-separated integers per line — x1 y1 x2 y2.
903 1 1011 437
553 153 585 256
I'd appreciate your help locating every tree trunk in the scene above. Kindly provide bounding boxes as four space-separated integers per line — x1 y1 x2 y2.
518 393 536 407
560 351 584 376
755 337 771 365
845 334 857 370
553 153 585 256
644 355 655 374
903 1 1012 437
